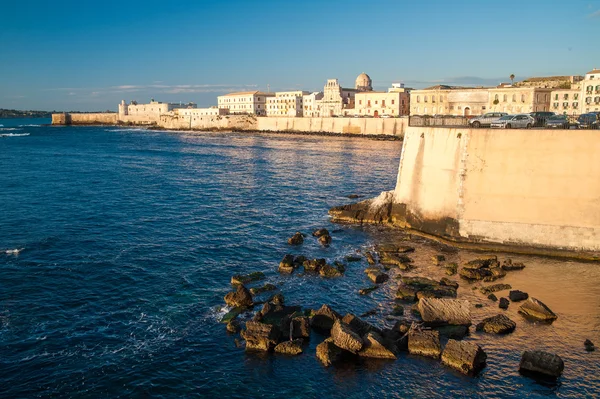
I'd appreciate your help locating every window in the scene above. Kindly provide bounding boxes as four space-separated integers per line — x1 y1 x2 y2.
359 100 362 105
424 96 428 103
417 96 420 103
553 102 559 108
512 94 516 102
563 102 569 108
503 94 507 102
521 94 525 102
555 94 559 100
391 100 395 105
494 94 499 101
587 86 593 93
574 102 578 108
432 96 436 103
382 100 386 106
368 100 371 106
375 100 378 105
574 93 579 100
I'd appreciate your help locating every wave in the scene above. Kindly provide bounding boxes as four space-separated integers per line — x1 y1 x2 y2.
5 248 24 255
18 124 41 127
0 128 22 131
106 128 148 132
0 133 30 137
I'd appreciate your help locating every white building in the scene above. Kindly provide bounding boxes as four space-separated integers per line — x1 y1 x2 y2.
354 83 411 117
581 68 600 113
266 90 309 117
320 78 357 117
176 107 229 117
217 91 274 116
118 99 196 122
302 92 324 117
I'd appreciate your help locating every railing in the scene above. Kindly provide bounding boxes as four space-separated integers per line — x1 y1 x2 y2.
409 115 469 127
408 114 599 129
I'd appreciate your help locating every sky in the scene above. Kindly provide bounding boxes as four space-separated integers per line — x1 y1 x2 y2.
1 0 599 111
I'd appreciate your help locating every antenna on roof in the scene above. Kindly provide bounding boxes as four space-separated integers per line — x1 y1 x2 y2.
267 84 270 93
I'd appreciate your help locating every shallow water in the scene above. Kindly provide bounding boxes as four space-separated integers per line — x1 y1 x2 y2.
0 119 598 398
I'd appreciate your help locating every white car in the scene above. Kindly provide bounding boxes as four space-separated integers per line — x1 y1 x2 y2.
490 114 535 129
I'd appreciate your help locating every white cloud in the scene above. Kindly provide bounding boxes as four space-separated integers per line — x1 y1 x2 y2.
589 9 600 17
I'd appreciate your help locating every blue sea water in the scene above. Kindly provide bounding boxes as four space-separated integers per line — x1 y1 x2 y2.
0 119 598 398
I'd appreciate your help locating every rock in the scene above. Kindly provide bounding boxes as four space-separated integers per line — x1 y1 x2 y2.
241 321 280 352
440 278 459 289
366 270 389 284
221 306 244 323
418 298 472 326
331 320 363 353
502 259 526 271
311 304 342 333
463 256 499 270
346 194 361 199
345 255 362 262
365 252 376 265
271 293 284 306
509 290 529 302
519 350 564 378
480 283 512 295
408 329 441 359
415 285 457 300
402 276 439 289
287 232 304 245
380 253 413 268
499 297 510 309
224 285 253 308
475 304 484 309
341 313 376 337
318 234 332 246
518 298 557 321
359 331 397 359
250 283 277 295
445 263 458 276
360 309 378 317
391 304 404 316
375 244 415 254
319 264 342 278
259 303 302 333
359 286 379 295
226 319 241 334
303 258 326 273
291 316 311 339
432 255 446 264
484 267 507 282
476 314 516 334
278 254 295 274
312 228 330 238
231 272 266 285
487 293 498 302
316 338 344 366
584 339 595 352
442 339 487 375
459 267 492 281
436 325 469 340
274 339 303 355
293 255 307 266
396 285 418 302
333 261 346 273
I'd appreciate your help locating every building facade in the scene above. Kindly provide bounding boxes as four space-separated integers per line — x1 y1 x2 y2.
581 68 600 113
410 86 489 116
487 87 552 113
266 91 309 117
302 92 324 117
118 99 196 121
354 84 410 117
176 107 229 117
320 79 357 117
217 91 274 115
549 84 582 115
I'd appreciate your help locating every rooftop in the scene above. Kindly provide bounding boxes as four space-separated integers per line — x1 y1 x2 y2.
221 91 273 96
587 69 600 75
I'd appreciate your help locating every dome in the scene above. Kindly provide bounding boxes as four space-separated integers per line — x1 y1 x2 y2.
355 72 373 92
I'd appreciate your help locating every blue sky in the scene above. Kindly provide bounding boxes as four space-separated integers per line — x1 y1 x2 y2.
1 0 599 111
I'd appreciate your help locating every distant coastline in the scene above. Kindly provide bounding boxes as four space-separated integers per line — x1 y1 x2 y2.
0 109 114 119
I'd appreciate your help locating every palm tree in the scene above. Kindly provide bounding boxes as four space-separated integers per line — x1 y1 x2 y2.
510 74 515 85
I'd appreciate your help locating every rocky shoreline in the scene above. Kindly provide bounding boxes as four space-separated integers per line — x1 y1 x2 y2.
220 227 591 381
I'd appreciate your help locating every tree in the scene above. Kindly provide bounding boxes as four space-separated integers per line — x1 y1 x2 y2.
510 74 515 85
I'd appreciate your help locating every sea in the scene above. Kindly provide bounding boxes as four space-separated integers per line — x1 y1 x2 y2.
0 118 598 398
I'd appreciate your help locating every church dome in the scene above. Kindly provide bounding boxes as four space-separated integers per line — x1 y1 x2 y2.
355 72 373 91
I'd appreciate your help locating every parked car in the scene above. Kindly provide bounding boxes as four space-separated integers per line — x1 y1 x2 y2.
530 111 555 127
544 115 571 129
380 114 393 118
575 113 600 129
490 114 535 129
468 112 508 128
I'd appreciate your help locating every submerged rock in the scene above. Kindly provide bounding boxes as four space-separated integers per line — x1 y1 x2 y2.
221 306 244 324
250 283 277 295
274 339 303 355
231 272 265 286
442 339 487 375
303 258 326 273
502 259 526 271
345 254 362 262
316 338 344 366
519 350 564 378
359 331 397 359
518 298 557 321
241 321 280 352
331 320 363 353
445 263 458 276
278 254 295 274
224 285 253 308
318 234 332 247
287 232 304 245
226 319 241 334
395 285 418 302
271 293 284 306
359 286 379 295
380 253 413 268
584 339 595 352
312 228 330 238
480 283 512 295
499 297 510 309
487 293 498 302
319 264 342 278
418 298 471 326
366 270 389 284
476 314 516 334
509 290 529 302
311 304 342 333
432 254 446 265
408 329 441 359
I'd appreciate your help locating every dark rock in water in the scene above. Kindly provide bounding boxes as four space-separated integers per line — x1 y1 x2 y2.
359 286 379 295
287 232 304 245
499 297 510 309
224 285 253 308
365 252 376 265
445 262 458 276
487 293 498 302
231 271 265 286
584 339 595 352
376 244 415 254
518 298 557 321
418 298 472 326
312 228 330 238
509 290 529 302
480 283 512 295
502 259 526 271
436 325 469 340
345 255 362 262
241 321 280 352
476 314 516 334
226 319 241 334
360 309 378 318
259 303 302 334
459 267 492 281
311 304 342 333
293 255 307 266
440 278 459 289
391 304 404 316
408 329 441 359
271 293 284 306
316 338 344 366
274 339 303 355
359 331 397 359
331 320 363 353
318 234 332 247
463 256 499 270
319 264 342 278
432 254 446 265
519 350 564 378
221 306 244 323
333 261 346 273
346 194 362 199
250 283 277 295
396 285 418 302
474 304 484 309
380 253 413 268
303 258 326 273
367 270 389 284
442 339 487 375
484 267 507 282
278 254 295 274
416 285 457 300
291 317 311 339
342 313 377 337
402 276 439 289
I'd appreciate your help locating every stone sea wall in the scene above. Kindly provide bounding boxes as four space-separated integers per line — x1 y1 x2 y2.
52 113 118 125
331 127 600 255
